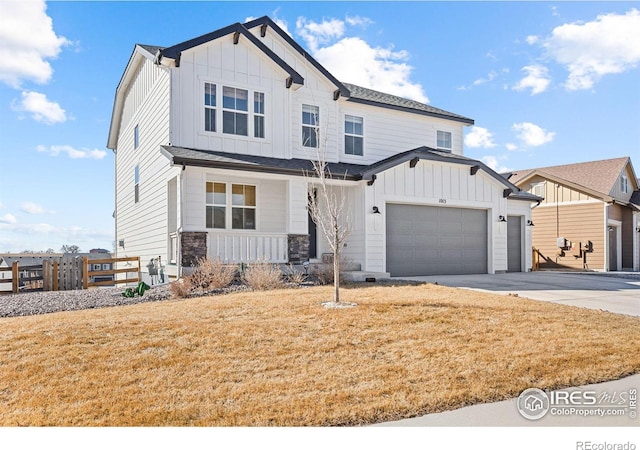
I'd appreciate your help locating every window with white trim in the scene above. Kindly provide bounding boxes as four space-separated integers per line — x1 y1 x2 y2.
437 130 452 151
206 182 226 229
134 165 140 203
206 182 256 230
621 175 629 194
222 86 248 136
531 181 545 198
134 124 139 149
345 115 363 156
204 82 216 132
302 104 319 148
232 184 256 229
254 92 265 138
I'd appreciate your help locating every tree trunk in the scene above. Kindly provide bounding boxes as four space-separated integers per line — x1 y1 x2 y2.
333 250 340 303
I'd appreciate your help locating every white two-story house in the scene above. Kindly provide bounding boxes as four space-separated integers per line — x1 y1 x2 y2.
107 16 540 282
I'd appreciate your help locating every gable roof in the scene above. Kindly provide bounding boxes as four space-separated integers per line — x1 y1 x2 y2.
161 145 539 202
507 157 635 199
343 83 474 125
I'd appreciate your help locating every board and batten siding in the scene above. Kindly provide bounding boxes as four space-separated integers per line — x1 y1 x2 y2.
531 202 605 270
170 37 292 159
362 160 512 274
115 57 176 277
526 175 598 205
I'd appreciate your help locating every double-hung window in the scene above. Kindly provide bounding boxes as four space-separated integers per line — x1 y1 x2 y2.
302 104 319 148
437 130 452 151
621 175 629 194
204 82 216 132
344 115 363 156
223 87 248 136
134 165 140 203
206 182 256 230
254 92 265 138
206 182 226 229
531 182 545 198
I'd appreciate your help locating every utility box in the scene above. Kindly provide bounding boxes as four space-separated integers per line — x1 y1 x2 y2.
581 241 593 252
557 237 566 249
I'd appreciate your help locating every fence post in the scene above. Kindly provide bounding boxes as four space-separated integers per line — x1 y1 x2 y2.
53 261 59 291
11 261 19 293
43 260 50 291
83 256 89 289
137 257 141 283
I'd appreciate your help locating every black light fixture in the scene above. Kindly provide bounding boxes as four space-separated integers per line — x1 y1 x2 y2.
372 206 381 214
498 215 506 222
636 225 640 233
608 225 614 231
527 220 535 226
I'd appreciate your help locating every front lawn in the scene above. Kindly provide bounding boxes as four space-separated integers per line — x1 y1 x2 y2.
1 283 639 426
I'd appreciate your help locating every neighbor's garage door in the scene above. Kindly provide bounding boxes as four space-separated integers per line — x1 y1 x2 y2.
386 204 488 277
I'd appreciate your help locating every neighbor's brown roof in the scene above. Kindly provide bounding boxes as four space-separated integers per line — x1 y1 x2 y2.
508 157 631 197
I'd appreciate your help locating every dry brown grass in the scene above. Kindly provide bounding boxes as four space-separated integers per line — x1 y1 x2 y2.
1 283 639 426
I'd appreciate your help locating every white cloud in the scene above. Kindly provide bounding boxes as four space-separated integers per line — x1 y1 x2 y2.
0 201 3 209
345 15 373 27
526 35 540 45
0 0 69 88
506 143 518 151
12 90 66 124
0 213 17 224
512 122 555 147
296 17 345 53
20 201 54 215
481 156 512 173
543 9 640 90
513 65 551 95
295 16 428 103
465 126 496 149
36 144 107 160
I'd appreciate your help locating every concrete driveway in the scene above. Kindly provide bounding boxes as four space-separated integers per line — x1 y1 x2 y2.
396 271 640 316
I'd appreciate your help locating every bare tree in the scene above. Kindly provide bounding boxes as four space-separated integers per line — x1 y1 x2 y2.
306 144 352 304
60 244 81 254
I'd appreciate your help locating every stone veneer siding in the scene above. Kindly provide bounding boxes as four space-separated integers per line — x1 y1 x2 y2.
287 234 310 263
181 232 207 267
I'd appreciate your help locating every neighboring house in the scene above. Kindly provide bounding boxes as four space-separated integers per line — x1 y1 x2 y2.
507 157 640 272
107 16 540 281
86 249 115 285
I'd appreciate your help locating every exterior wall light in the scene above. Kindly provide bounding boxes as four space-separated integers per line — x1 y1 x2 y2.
372 206 381 214
527 220 534 226
498 215 506 222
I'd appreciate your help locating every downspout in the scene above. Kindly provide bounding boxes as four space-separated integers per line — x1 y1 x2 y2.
634 212 639 272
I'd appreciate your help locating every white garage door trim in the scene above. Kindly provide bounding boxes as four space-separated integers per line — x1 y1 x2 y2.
385 203 489 277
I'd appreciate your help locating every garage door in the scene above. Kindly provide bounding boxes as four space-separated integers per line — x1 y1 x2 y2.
386 204 488 276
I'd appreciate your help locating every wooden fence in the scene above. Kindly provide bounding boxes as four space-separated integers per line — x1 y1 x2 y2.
0 256 141 294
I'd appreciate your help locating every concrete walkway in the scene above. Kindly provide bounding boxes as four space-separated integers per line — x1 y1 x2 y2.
374 374 640 426
374 272 640 426
396 271 640 316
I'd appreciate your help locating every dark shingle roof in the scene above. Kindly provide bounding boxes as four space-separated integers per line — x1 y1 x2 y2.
161 145 539 202
630 190 640 209
161 146 366 180
342 83 474 125
137 44 164 56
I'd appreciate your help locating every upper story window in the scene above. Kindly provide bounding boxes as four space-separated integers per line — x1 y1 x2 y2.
345 115 364 156
437 130 452 151
204 83 216 132
223 86 248 136
134 165 140 203
254 92 265 138
620 175 629 194
531 182 545 198
134 124 139 149
302 104 319 148
206 182 256 230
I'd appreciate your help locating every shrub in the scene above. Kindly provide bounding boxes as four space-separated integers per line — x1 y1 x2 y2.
243 260 283 290
189 257 236 294
283 263 307 285
311 257 349 285
169 278 192 298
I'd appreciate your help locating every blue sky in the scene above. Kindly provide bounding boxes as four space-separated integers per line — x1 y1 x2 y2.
0 1 639 253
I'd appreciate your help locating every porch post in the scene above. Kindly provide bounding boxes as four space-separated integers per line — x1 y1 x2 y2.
287 179 309 262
